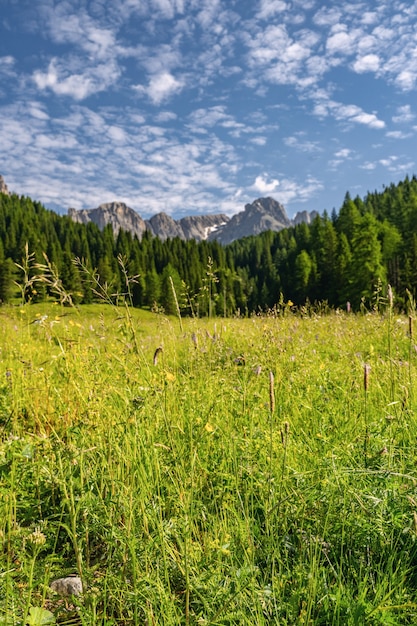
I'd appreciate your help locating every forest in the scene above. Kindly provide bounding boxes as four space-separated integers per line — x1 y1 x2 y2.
1 174 417 314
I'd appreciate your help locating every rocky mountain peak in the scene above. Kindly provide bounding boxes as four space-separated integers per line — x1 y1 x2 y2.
147 212 184 240
0 175 10 196
293 209 319 225
68 203 230 242
69 202 147 238
207 197 292 244
68 195 317 244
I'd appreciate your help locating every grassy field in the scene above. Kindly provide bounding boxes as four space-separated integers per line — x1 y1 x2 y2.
1 302 417 625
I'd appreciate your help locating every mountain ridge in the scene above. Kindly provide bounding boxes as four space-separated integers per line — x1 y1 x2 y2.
68 197 318 243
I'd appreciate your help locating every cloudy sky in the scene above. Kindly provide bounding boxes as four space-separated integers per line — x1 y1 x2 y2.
1 0 417 219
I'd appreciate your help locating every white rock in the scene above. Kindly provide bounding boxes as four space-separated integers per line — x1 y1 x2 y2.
50 576 83 596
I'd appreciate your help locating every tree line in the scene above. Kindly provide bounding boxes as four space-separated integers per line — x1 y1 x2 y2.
1 174 417 314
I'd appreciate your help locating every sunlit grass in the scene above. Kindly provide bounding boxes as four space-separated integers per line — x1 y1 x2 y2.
1 303 417 624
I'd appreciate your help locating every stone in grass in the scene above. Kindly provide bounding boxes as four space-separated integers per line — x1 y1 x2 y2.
50 575 83 596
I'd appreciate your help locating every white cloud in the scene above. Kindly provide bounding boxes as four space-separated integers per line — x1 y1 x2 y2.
350 111 385 129
188 106 231 130
196 0 222 29
386 130 412 139
135 71 184 105
326 28 359 55
246 24 321 88
252 174 280 194
392 105 414 124
361 161 377 170
379 156 415 173
328 147 353 169
313 96 385 129
155 111 178 122
27 102 50 121
33 58 121 100
361 11 379 25
360 155 415 174
313 7 342 27
269 176 323 206
352 53 380 73
151 0 185 20
38 4 117 61
284 135 321 152
334 148 352 158
396 70 416 91
0 55 16 75
257 0 288 20
250 136 267 146
107 126 128 143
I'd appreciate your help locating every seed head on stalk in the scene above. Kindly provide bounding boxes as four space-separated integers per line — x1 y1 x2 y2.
387 284 393 309
364 363 371 392
153 346 163 366
269 371 275 414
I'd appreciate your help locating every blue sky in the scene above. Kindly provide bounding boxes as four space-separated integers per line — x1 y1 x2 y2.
1 0 417 220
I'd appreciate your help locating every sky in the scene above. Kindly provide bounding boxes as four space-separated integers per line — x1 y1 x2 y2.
1 0 417 220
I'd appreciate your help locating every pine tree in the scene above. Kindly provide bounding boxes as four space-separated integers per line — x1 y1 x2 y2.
160 264 184 315
350 214 386 308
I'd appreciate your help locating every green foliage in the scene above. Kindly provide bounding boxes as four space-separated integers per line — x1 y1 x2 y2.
26 607 55 625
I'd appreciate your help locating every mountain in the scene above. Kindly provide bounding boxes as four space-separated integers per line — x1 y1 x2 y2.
0 175 10 196
207 197 292 244
68 196 316 243
68 202 229 242
179 214 229 240
68 202 148 239
293 209 319 225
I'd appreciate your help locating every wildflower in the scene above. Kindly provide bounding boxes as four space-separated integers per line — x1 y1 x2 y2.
28 527 46 546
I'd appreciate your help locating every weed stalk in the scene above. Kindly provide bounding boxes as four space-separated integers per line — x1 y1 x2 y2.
364 363 370 467
169 275 184 333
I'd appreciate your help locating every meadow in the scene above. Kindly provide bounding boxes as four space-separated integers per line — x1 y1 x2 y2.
1 300 417 625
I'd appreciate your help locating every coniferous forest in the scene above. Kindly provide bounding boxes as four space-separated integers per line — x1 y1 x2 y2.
1 174 417 314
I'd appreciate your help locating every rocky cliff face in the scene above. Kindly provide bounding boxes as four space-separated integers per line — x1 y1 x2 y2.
0 175 10 196
68 203 230 242
68 196 317 243
293 209 319 225
179 214 229 241
147 212 186 240
207 197 292 244
68 202 148 239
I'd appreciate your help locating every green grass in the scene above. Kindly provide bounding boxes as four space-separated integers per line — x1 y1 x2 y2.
1 303 417 624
